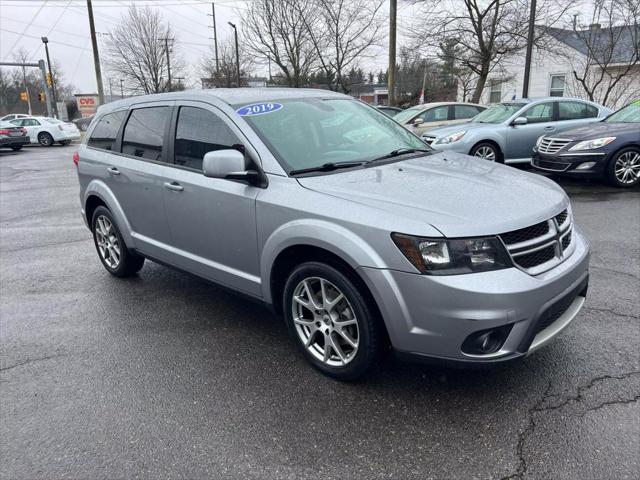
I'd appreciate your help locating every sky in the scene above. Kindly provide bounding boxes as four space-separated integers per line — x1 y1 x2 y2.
0 0 406 93
0 0 595 94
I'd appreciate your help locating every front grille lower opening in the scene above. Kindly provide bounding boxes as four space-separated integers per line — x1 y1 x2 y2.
514 245 556 269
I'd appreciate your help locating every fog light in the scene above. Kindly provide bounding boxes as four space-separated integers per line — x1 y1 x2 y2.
461 324 513 355
575 162 596 170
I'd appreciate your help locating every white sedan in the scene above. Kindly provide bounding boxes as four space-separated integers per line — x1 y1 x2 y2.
10 116 80 146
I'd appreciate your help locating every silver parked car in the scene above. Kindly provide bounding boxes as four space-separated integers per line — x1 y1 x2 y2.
76 89 590 380
394 102 485 136
423 98 611 164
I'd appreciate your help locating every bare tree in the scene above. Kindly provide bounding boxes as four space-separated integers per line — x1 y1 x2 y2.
104 5 184 94
242 0 317 87
200 40 253 88
414 0 573 103
305 0 385 93
568 0 640 107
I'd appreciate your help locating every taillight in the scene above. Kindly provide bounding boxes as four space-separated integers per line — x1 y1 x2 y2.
73 151 79 167
0 129 9 135
20 128 27 136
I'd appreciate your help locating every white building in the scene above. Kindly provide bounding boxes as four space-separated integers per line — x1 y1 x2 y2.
460 25 640 109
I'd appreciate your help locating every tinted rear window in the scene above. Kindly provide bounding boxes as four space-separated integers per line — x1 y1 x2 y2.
87 111 125 151
121 107 170 161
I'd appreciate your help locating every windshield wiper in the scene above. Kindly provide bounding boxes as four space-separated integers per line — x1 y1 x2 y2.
289 161 365 176
366 147 432 164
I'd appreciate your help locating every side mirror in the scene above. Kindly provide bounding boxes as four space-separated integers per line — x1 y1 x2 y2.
202 149 267 188
413 118 424 126
512 116 527 126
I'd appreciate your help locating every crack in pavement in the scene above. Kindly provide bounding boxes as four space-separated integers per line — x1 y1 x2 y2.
1 237 90 253
0 353 67 373
590 264 640 281
500 371 640 480
583 306 640 320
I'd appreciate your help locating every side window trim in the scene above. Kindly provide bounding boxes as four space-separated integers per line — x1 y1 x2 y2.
448 105 455 121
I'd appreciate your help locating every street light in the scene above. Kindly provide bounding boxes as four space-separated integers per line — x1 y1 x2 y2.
228 22 241 87
41 36 58 117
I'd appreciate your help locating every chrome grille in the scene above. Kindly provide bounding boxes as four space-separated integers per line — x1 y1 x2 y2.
538 137 572 154
499 209 573 275
423 135 436 146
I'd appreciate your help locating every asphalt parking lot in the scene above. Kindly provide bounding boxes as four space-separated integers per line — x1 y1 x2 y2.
1 144 638 480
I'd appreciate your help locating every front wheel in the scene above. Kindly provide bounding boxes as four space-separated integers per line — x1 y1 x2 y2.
283 262 385 381
38 132 54 147
91 206 145 277
470 142 502 163
607 148 640 187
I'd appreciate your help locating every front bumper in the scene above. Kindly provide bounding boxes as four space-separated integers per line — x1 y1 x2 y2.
358 227 590 365
531 150 609 176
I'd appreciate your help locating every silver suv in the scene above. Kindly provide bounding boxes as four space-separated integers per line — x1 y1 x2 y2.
76 89 590 380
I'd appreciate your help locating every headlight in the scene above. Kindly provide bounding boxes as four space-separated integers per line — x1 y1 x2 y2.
391 233 512 275
434 130 466 145
569 137 616 151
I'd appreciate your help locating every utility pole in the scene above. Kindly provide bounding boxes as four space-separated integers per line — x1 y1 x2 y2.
160 37 173 91
108 78 113 100
522 0 537 99
21 65 32 115
388 0 397 106
87 0 105 106
41 37 58 117
228 22 240 87
208 3 219 74
174 76 185 90
119 79 124 98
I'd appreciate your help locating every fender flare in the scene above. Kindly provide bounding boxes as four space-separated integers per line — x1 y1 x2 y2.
260 219 388 304
83 179 135 247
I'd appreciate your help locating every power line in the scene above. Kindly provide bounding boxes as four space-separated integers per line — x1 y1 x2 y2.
0 27 93 51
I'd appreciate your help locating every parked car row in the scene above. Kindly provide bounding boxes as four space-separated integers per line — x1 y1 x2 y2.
8 116 80 146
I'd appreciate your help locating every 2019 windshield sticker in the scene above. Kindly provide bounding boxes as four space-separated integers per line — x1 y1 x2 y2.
236 103 283 116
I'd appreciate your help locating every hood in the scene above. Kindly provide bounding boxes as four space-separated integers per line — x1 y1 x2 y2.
297 152 568 237
549 121 639 141
425 121 492 138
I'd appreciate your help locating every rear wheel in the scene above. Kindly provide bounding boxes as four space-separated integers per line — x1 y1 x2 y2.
470 142 502 163
37 132 54 147
283 262 384 381
60 140 71 146
10 145 23 151
607 148 640 187
91 206 144 277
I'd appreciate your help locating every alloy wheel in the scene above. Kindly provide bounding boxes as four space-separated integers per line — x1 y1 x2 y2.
38 133 52 146
291 277 359 367
474 146 496 161
614 151 640 185
94 215 121 269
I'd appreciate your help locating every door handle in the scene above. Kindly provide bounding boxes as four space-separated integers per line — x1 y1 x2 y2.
107 167 120 175
544 126 555 131
164 181 184 192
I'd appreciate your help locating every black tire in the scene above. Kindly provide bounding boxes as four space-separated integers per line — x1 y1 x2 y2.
470 141 503 163
606 147 640 188
282 261 385 381
60 140 71 146
80 123 88 132
10 145 23 151
91 206 144 277
37 132 54 147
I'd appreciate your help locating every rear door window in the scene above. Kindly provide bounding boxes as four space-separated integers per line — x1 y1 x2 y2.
121 107 170 161
558 101 599 121
454 105 481 120
418 106 449 122
87 111 126 151
174 106 241 171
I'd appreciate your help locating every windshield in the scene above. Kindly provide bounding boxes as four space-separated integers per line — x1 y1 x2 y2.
393 106 424 124
236 98 429 174
472 103 525 124
605 102 640 123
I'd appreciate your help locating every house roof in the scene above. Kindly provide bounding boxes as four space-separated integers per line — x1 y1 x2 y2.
544 25 639 64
